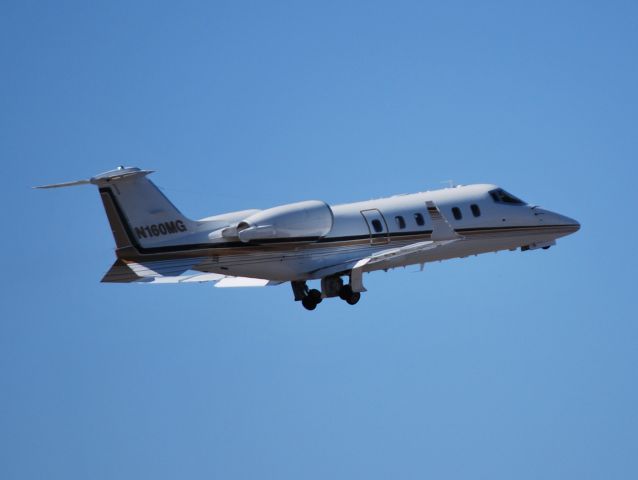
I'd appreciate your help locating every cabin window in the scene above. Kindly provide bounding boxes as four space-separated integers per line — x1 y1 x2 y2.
395 215 406 229
371 219 383 233
471 204 481 217
489 188 526 205
452 207 462 220
414 213 425 226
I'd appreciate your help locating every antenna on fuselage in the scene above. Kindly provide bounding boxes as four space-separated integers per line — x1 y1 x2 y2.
441 180 456 188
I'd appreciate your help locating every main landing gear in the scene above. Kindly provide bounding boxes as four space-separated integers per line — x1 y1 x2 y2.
291 276 362 311
338 284 361 305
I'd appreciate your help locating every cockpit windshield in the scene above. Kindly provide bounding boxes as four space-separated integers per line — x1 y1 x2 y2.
489 188 526 205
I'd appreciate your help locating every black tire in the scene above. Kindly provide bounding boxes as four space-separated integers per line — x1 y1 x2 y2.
308 289 323 304
302 296 317 310
339 284 353 301
346 292 361 305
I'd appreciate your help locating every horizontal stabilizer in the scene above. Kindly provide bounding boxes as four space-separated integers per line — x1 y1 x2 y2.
34 166 155 190
33 179 91 189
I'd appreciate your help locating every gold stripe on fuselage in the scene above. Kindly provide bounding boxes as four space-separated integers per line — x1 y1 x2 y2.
119 223 578 264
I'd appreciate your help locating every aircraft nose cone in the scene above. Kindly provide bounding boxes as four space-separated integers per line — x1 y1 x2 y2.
558 213 580 232
568 218 581 232
532 208 580 234
545 210 580 233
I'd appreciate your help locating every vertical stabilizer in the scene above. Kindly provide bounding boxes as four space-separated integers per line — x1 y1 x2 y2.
92 167 196 250
36 166 197 251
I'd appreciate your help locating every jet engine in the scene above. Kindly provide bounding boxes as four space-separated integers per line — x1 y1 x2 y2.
232 200 334 243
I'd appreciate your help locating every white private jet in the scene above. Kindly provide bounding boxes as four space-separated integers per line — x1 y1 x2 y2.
36 166 580 310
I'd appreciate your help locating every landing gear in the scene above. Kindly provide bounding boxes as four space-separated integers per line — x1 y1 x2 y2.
291 281 324 311
291 277 362 310
324 275 360 305
301 289 322 311
338 284 361 305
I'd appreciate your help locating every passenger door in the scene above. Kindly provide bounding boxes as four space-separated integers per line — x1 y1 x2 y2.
360 209 390 244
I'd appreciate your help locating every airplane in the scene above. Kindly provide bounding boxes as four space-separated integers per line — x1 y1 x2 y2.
35 166 580 310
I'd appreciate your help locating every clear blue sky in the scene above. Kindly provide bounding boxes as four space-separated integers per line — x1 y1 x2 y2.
1 1 637 479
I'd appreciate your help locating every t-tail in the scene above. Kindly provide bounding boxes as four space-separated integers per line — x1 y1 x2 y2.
35 166 198 253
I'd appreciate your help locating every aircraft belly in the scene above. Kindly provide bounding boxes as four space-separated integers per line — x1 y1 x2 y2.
363 229 561 272
196 247 375 282
119 226 566 282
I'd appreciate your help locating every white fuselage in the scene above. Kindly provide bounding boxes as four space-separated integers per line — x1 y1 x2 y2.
190 184 579 281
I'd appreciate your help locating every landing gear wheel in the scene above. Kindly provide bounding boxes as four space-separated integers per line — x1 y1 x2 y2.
308 289 322 304
346 292 361 305
302 296 318 310
339 285 361 305
339 284 353 301
301 289 322 311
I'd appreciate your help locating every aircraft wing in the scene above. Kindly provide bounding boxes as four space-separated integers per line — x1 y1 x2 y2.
101 258 281 287
311 238 460 291
143 272 281 287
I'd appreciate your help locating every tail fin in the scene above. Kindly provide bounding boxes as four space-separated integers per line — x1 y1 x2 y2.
36 166 196 251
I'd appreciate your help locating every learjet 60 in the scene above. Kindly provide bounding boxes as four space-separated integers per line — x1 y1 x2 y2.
36 167 580 310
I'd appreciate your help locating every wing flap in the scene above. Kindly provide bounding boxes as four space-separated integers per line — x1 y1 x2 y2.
349 238 460 292
215 277 279 288
310 237 461 292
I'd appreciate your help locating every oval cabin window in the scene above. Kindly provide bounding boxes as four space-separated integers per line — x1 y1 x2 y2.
471 204 481 217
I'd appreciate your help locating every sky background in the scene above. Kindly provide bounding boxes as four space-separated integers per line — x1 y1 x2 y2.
1 1 637 478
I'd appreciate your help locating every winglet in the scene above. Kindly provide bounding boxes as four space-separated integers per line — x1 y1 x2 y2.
426 201 461 240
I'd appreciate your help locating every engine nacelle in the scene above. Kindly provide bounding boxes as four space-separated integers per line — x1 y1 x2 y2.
236 200 333 243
